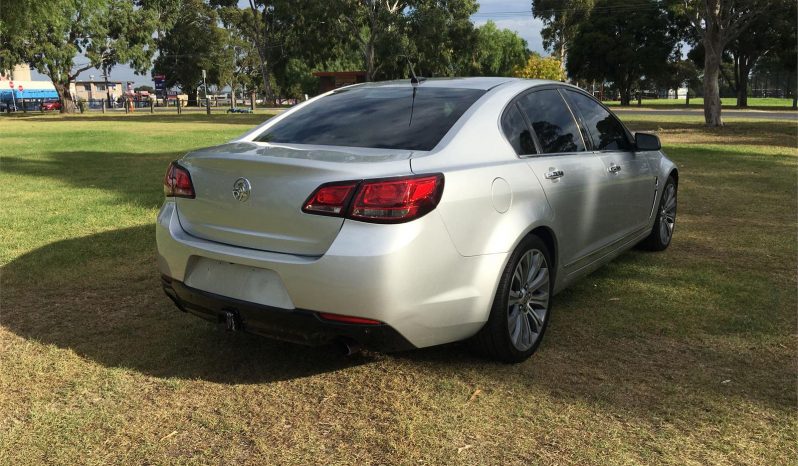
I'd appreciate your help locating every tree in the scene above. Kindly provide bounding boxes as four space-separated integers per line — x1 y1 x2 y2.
472 21 528 76
677 0 767 125
567 0 677 105
0 0 156 113
152 0 230 105
512 53 564 80
724 0 795 107
134 85 155 93
405 0 479 77
531 0 593 67
332 0 410 81
654 53 701 102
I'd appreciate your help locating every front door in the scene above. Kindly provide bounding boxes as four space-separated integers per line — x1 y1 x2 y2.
563 89 655 241
513 88 613 269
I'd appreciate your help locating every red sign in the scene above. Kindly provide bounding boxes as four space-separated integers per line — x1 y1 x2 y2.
18 85 23 92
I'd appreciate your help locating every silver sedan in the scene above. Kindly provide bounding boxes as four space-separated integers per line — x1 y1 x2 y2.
157 78 678 363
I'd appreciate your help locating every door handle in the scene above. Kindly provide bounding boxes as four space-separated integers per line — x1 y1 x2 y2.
608 163 622 173
545 169 564 180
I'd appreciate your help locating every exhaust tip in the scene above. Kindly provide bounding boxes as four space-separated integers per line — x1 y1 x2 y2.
336 338 362 356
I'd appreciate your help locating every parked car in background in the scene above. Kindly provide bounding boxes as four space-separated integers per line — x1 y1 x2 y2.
40 101 61 111
157 78 678 363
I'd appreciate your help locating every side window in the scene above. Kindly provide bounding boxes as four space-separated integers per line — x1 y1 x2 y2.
565 90 632 151
517 89 585 154
501 104 537 155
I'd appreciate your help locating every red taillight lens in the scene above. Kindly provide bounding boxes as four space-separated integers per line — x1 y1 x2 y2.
318 312 383 325
351 175 442 223
302 174 444 224
163 162 195 198
302 182 358 215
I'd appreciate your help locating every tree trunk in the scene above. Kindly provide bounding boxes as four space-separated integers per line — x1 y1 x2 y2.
52 81 76 114
736 69 749 108
702 43 723 126
365 41 376 81
620 87 631 106
186 87 198 107
735 54 753 108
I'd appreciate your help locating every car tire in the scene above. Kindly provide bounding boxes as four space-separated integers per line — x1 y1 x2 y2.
639 176 677 251
470 234 553 363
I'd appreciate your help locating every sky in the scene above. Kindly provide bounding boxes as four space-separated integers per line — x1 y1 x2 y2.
31 0 545 87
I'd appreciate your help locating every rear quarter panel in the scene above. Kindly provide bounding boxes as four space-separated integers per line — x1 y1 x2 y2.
410 82 554 258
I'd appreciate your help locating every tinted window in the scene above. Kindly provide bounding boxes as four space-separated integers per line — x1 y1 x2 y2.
501 104 537 155
517 89 585 154
255 86 485 151
566 90 632 151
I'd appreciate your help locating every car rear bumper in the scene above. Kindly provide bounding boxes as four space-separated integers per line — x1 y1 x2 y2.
156 201 507 348
161 275 415 351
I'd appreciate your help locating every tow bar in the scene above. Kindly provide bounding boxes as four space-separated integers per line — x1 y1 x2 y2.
221 310 240 332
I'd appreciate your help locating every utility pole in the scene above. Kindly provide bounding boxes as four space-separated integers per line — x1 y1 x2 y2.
102 69 111 108
202 69 210 115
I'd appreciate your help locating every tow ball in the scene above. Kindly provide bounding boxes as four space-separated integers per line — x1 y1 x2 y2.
220 310 241 332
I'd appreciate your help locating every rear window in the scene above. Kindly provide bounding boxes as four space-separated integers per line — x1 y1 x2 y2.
254 86 485 151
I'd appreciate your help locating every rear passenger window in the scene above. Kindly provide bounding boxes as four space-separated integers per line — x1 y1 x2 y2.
565 90 632 151
501 104 537 155
517 89 585 154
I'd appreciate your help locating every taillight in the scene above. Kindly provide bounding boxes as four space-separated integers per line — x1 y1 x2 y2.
163 162 195 198
302 174 444 224
302 182 358 216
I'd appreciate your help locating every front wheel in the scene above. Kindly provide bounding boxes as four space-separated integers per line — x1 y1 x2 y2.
470 235 552 363
640 176 677 251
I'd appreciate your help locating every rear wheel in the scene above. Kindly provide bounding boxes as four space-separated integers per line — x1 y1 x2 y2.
471 235 552 363
640 176 677 251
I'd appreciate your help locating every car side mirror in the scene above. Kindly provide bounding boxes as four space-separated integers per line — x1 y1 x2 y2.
635 132 661 151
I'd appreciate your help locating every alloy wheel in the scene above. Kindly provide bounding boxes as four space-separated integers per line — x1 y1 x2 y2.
659 183 677 245
507 249 550 351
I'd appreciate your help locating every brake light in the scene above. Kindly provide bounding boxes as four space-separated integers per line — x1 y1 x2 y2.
163 162 195 198
302 174 444 223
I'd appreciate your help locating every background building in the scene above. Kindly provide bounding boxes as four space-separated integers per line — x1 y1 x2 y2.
0 64 58 109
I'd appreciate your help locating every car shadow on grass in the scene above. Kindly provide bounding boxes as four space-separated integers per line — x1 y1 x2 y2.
1 225 373 384
2 226 795 413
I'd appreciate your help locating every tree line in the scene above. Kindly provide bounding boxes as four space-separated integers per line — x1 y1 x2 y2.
535 0 797 125
1 0 795 126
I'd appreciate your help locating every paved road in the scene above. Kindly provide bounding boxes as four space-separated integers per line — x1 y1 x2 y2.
613 108 797 120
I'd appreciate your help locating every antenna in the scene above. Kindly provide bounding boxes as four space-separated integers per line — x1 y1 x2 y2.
402 55 425 87
400 55 425 126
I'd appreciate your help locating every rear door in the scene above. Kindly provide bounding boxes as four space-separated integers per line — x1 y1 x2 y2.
563 89 655 239
508 88 612 269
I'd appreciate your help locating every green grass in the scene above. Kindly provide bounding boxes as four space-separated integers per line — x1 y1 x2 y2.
604 96 796 110
1 112 796 465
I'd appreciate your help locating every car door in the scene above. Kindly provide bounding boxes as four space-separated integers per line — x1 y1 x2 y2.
563 89 656 240
506 88 612 270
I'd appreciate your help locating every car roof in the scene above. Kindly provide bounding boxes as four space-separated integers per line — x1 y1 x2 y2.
353 77 560 91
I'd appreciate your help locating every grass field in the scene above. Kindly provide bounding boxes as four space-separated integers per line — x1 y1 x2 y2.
604 96 796 110
1 112 796 465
